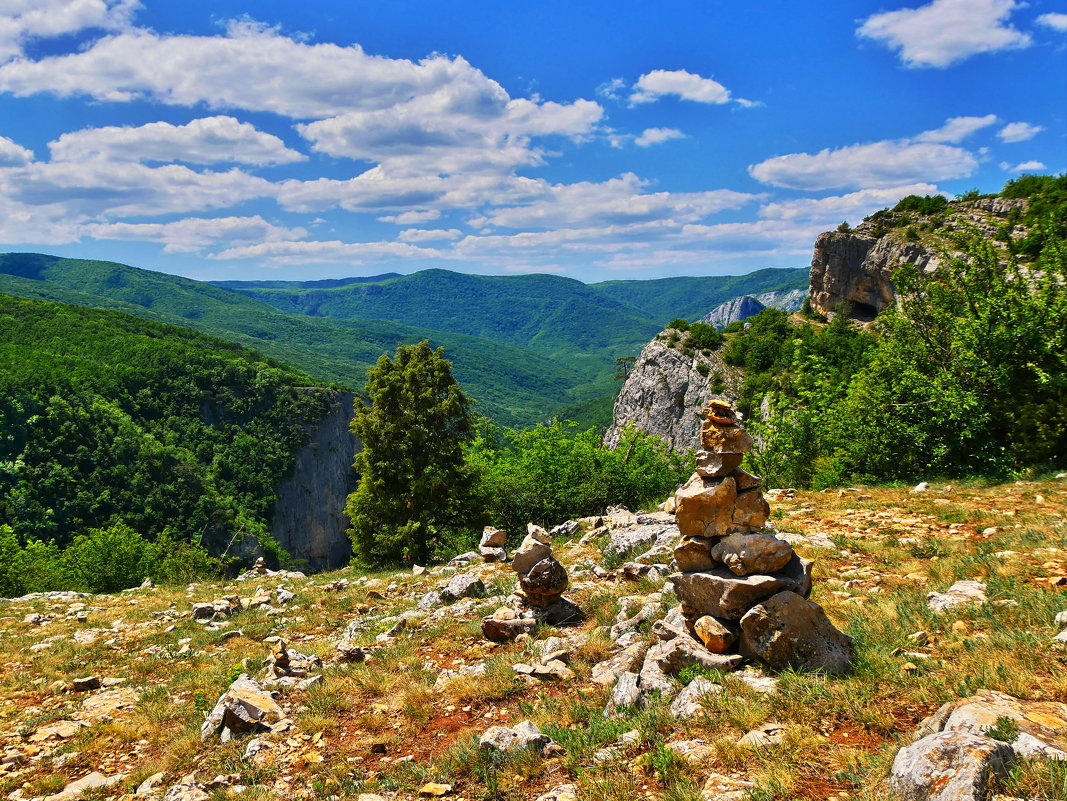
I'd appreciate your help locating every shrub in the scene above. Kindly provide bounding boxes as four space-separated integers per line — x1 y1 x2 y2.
687 322 723 351
62 522 160 593
0 525 23 598
666 319 690 332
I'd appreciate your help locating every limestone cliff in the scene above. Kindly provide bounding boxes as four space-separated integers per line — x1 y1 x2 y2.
699 295 766 329
270 390 359 570
808 197 1027 319
604 332 743 453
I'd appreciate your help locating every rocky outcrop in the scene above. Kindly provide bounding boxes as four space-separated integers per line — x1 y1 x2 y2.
270 391 358 570
604 337 743 453
699 296 765 329
754 287 807 312
808 197 1028 320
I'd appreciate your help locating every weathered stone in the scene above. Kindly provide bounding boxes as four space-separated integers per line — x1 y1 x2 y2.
480 527 506 548
694 615 736 653
730 468 762 491
417 590 444 610
889 731 1015 801
695 450 743 478
928 580 988 614
519 557 569 606
674 536 717 573
513 534 553 576
710 533 793 576
914 690 1067 760
591 640 648 686
520 596 583 625
550 520 580 538
675 474 737 539
335 639 367 663
666 739 716 763
664 495 677 514
700 422 754 454
737 723 787 748
480 720 551 752
604 523 677 560
669 675 721 719
441 572 486 602
448 551 480 567
730 488 770 532
200 675 283 742
482 617 537 642
671 556 812 620
644 636 744 679
71 676 101 692
534 785 577 801
739 591 852 674
604 671 643 717
479 546 507 562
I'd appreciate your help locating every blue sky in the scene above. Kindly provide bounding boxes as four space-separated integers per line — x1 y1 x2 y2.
0 0 1063 282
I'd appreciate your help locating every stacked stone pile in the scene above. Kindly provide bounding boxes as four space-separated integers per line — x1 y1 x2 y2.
668 401 852 674
481 524 583 641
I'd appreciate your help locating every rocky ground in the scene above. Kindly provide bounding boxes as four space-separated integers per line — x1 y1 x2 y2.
1 477 1065 801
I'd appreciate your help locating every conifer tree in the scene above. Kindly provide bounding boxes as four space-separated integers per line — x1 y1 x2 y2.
344 341 475 565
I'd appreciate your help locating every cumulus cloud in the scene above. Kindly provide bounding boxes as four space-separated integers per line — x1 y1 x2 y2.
997 121 1043 142
759 184 944 222
857 0 1031 68
1037 12 1067 31
629 69 732 105
749 138 977 190
84 215 307 252
474 173 759 229
0 135 33 166
0 0 138 62
0 160 273 217
396 228 462 242
48 116 305 165
634 128 685 147
378 209 441 224
915 114 998 143
1000 160 1046 172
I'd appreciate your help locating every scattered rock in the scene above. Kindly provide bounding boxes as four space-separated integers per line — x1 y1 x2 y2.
889 731 1015 801
927 581 988 614
440 572 486 602
70 676 101 692
669 676 721 719
479 720 552 752
737 722 787 748
534 785 577 801
200 675 284 742
913 482 931 493
738 591 852 674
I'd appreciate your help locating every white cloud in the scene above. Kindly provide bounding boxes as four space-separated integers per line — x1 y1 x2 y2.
475 173 758 229
759 184 944 222
0 160 273 217
48 116 305 165
857 0 1031 68
634 127 685 147
1037 12 1067 31
0 23 531 120
0 135 33 165
997 121 1043 142
629 69 732 105
0 0 138 62
915 114 997 143
378 209 441 224
210 238 439 264
84 215 307 252
396 227 462 242
1000 160 1047 172
596 77 626 101
749 139 977 190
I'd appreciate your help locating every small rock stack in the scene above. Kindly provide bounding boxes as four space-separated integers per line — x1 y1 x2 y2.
668 401 852 674
481 524 583 641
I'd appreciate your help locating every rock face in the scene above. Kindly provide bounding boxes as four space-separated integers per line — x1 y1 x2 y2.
604 338 742 453
699 295 766 329
889 731 1015 801
665 401 850 675
270 390 358 569
807 197 1028 320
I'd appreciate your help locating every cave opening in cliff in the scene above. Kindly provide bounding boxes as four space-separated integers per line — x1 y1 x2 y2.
850 301 879 321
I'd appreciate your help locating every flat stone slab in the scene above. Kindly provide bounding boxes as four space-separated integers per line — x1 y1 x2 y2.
928 580 988 614
670 555 811 621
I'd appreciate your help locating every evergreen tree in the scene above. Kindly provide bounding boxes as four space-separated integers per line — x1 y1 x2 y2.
344 341 475 565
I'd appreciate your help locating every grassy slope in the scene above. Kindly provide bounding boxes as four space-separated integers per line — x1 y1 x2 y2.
0 478 1063 800
589 267 810 324
0 255 585 427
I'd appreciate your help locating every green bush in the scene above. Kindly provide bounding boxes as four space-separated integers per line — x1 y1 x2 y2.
0 525 23 598
687 322 723 350
666 318 690 332
62 522 160 593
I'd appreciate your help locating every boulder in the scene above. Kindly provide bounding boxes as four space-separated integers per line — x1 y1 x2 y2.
710 533 794 577
643 636 744 678
480 527 507 548
513 534 553 576
480 721 551 752
520 596 583 626
603 671 643 717
479 546 507 562
889 731 1015 801
674 536 717 573
670 556 811 621
738 591 852 674
482 617 537 643
604 523 677 559
730 488 770 532
200 675 283 742
669 675 721 719
550 520 580 538
694 450 744 478
519 557 569 606
927 580 987 614
913 690 1067 760
694 615 736 653
675 474 737 539
441 573 486 602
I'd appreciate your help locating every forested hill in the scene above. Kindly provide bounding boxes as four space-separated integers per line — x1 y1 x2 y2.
0 293 337 554
0 254 587 428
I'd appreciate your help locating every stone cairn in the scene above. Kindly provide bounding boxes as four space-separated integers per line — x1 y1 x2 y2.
668 401 852 674
482 523 583 642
